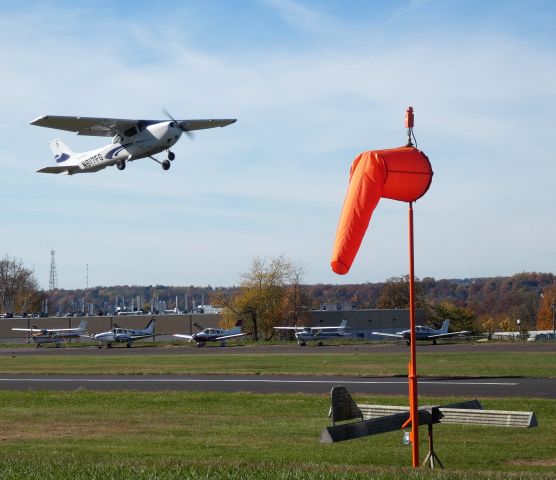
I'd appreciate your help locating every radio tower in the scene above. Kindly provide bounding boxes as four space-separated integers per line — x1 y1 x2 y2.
49 250 58 291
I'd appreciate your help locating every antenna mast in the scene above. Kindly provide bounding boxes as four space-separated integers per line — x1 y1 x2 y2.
49 250 58 291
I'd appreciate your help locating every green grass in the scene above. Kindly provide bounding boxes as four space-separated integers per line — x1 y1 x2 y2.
0 390 554 479
0 351 554 377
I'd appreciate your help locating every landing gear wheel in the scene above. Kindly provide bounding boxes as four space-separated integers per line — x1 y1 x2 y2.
117 160 126 171
127 342 132 348
168 151 175 161
162 160 171 171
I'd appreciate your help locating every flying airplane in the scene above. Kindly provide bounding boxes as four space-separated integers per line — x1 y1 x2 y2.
372 320 469 345
87 319 155 348
30 113 236 175
173 320 248 347
12 320 87 347
274 319 351 346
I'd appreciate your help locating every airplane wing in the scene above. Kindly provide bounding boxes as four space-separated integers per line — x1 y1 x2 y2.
273 326 306 331
178 119 236 132
311 326 348 331
371 332 404 338
173 334 194 340
31 115 138 137
214 332 249 341
129 333 156 340
12 327 81 333
47 327 85 333
429 330 470 339
31 115 236 137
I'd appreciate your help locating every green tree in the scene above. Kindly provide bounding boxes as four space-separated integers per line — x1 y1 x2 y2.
428 300 475 332
377 275 425 310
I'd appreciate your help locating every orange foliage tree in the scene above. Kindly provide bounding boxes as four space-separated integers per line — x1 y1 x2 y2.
537 285 556 330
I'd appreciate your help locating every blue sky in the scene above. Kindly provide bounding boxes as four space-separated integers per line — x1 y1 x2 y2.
1 0 555 289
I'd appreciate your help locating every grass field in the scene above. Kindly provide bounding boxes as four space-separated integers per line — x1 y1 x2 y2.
0 390 554 479
0 348 554 478
0 351 554 377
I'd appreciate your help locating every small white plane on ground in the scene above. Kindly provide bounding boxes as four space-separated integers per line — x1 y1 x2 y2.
173 320 248 347
87 319 155 348
372 319 469 345
274 319 350 346
31 112 236 174
12 320 87 347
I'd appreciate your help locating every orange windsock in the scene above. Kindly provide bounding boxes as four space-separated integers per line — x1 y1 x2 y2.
331 146 432 275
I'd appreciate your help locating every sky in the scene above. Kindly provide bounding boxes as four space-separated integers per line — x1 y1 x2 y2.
0 0 555 290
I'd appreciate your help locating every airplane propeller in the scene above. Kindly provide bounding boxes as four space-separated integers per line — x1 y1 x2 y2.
163 108 194 140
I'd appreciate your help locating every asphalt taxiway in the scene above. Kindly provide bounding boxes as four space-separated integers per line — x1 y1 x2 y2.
0 342 553 397
0 374 553 398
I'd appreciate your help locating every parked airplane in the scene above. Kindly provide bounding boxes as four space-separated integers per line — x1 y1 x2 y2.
12 320 87 347
372 320 469 345
31 112 236 174
88 319 155 348
274 319 350 346
173 320 248 347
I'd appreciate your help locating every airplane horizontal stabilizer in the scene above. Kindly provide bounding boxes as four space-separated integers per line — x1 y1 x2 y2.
37 166 77 175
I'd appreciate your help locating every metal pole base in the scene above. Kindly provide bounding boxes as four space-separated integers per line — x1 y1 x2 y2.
422 424 444 469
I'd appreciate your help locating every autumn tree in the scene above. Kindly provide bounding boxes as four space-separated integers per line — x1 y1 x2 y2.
214 256 306 340
475 312 515 339
537 285 556 330
0 255 41 314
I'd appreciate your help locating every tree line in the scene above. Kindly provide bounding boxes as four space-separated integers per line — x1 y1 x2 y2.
0 254 554 337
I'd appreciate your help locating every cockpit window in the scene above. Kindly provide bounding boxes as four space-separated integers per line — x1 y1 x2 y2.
124 126 138 137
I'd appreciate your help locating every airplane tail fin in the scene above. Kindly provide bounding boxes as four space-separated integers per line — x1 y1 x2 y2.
339 319 348 328
440 319 449 334
48 139 76 163
77 320 87 331
144 319 155 334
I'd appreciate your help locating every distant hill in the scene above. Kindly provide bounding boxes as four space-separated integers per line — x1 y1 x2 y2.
45 272 554 320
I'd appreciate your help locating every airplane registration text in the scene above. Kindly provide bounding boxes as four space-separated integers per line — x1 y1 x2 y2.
81 153 104 169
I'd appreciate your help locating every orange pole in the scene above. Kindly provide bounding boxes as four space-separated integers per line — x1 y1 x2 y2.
408 201 419 467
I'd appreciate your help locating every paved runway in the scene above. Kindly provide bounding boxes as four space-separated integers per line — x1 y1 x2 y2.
0 374 553 398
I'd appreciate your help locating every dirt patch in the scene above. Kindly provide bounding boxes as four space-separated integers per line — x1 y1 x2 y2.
0 421 146 441
508 458 556 467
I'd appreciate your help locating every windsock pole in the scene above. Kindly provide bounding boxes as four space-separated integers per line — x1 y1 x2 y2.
408 200 419 467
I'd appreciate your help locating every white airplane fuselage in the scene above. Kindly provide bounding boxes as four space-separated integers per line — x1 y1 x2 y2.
55 121 183 173
94 321 155 348
190 327 241 346
31 329 84 346
295 329 350 344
